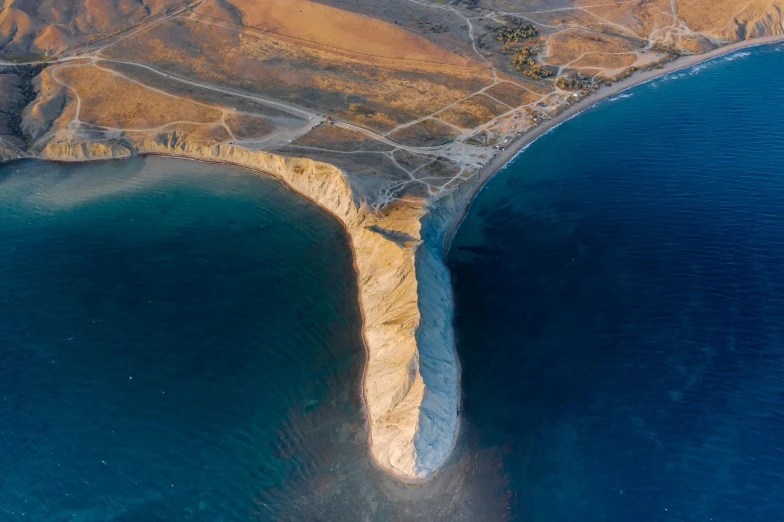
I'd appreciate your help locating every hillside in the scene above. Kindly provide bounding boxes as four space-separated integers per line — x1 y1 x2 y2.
1 0 782 481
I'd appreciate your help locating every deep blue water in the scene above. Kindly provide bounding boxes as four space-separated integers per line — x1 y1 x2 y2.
0 158 369 520
450 43 784 521
2 43 784 522
0 158 510 522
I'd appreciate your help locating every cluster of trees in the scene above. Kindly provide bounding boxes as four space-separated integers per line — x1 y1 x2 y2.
512 47 555 80
495 19 538 49
555 76 585 91
512 47 537 70
522 64 554 81
596 63 643 87
616 66 637 80
650 42 682 58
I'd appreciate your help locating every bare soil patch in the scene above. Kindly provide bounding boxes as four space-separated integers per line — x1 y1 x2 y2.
387 119 461 147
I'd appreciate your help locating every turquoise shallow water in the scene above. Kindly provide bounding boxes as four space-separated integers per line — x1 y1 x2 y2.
450 42 784 521
2 42 784 522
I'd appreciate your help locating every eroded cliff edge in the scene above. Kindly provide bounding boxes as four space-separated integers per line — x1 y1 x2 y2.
4 6 781 479
33 136 460 481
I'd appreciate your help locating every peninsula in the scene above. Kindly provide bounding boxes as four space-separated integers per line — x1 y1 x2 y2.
1 0 782 481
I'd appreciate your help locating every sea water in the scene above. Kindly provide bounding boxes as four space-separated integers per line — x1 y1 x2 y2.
0 157 368 520
449 42 784 521
2 42 784 522
0 158 509 522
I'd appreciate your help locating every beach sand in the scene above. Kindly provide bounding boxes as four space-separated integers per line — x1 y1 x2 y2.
444 33 784 253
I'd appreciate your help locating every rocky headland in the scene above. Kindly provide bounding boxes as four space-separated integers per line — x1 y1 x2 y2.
1 0 783 482
33 136 459 480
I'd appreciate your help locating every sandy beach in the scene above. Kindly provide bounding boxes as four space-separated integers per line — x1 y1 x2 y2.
16 32 784 488
163 34 784 487
426 33 784 487
444 33 784 253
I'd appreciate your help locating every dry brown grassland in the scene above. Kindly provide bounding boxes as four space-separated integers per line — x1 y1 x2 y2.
0 0 781 202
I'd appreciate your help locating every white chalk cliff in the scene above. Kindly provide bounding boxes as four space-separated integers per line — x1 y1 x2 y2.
36 135 461 481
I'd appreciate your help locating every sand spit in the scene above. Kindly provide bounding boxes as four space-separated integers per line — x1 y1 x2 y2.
34 138 458 482
10 33 783 484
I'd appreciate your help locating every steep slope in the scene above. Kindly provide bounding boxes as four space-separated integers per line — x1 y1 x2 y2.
1 0 783 483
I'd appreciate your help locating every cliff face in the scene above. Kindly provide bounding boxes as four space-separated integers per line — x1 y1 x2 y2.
8 0 781 482
40 142 131 161
722 0 784 40
36 135 460 481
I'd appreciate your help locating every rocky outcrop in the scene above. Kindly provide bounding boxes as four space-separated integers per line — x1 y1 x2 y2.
722 1 784 40
36 134 460 481
40 141 131 160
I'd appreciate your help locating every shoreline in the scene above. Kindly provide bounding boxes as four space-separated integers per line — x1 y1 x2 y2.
5 150 398 483
431 33 784 485
121 155 391 485
4 33 782 486
123 154 435 485
442 33 784 254
5 149 435 483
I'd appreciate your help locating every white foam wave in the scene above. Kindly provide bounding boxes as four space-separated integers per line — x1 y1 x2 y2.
723 51 751 61
608 93 634 102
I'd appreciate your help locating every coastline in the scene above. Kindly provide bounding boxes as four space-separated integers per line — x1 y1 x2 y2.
429 32 784 484
8 144 439 482
6 146 450 483
30 148 462 485
2 33 782 486
442 33 784 254
6 34 784 520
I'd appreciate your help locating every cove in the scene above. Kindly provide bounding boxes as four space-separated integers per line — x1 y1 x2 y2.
449 43 784 520
0 157 368 520
0 156 512 521
2 42 784 521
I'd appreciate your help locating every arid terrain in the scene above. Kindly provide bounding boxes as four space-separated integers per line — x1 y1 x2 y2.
1 0 782 481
